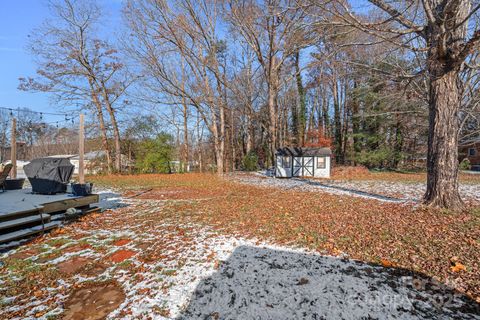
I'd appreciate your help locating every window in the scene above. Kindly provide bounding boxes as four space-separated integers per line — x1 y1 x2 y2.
282 156 291 168
317 156 326 169
469 148 476 156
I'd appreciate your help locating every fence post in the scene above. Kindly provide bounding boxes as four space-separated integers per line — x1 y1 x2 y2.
11 118 16 179
79 114 85 184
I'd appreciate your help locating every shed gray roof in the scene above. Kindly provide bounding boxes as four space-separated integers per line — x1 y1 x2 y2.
276 147 332 157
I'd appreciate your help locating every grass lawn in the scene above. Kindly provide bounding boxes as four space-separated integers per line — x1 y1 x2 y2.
1 172 479 318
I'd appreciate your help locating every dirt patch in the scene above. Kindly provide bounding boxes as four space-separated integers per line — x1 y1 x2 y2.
108 249 135 263
36 252 62 264
63 281 125 320
58 256 93 275
113 238 131 246
8 248 38 260
64 243 92 253
81 262 108 277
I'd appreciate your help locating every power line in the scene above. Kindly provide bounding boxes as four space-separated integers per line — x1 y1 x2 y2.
0 114 78 129
0 106 77 117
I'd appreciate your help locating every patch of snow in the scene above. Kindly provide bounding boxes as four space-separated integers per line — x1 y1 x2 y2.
2 198 479 319
94 189 128 210
229 173 480 204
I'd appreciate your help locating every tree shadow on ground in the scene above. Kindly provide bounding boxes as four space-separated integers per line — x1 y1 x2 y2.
178 246 479 320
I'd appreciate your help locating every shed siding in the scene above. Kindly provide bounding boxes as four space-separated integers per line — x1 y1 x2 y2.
314 156 331 178
276 155 330 178
275 156 292 177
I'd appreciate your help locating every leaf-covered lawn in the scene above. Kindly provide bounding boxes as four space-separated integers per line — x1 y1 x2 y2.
91 173 480 301
1 172 479 319
332 166 480 184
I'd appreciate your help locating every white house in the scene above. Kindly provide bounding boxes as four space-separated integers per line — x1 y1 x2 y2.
275 147 332 178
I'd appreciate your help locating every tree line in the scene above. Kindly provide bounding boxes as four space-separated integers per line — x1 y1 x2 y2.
18 0 480 209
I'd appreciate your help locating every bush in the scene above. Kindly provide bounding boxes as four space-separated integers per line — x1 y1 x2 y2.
135 133 174 173
242 151 259 171
460 158 471 170
354 148 396 169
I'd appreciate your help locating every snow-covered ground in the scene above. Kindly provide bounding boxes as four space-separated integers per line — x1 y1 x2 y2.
229 172 480 204
95 189 129 210
1 198 479 319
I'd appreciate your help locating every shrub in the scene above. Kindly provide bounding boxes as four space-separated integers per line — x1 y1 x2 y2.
242 151 259 171
354 148 396 169
135 133 174 173
460 158 471 170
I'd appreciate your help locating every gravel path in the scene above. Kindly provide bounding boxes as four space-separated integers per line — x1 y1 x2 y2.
229 173 480 204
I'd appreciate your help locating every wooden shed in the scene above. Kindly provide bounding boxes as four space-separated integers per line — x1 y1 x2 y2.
275 147 332 178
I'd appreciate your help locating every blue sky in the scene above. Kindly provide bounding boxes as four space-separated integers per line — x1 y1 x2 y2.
0 0 372 124
0 0 123 123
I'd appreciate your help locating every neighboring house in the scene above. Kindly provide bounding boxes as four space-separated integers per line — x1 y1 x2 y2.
0 142 27 163
459 141 480 171
50 151 133 175
169 160 196 173
275 147 332 178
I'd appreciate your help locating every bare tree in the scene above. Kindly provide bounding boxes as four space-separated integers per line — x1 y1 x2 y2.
19 0 131 173
309 0 480 209
125 0 231 174
226 0 311 165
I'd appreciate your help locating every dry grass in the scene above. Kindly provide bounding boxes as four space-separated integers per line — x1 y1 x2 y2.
1 172 478 319
90 173 480 302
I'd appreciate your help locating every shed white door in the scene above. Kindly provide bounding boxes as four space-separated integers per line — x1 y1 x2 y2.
293 157 302 177
303 157 314 176
293 157 314 177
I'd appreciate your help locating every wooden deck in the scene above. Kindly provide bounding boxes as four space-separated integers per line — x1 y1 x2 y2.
0 189 99 245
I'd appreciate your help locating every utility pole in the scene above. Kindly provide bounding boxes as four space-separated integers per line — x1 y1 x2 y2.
11 118 16 179
79 114 85 184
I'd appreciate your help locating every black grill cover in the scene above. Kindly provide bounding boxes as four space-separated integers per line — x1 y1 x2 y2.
24 158 74 194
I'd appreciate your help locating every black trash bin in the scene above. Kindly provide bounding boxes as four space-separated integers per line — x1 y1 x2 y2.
71 183 93 196
24 158 74 194
4 178 25 190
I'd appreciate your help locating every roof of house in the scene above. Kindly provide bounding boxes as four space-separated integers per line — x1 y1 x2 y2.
276 147 332 157
71 150 108 161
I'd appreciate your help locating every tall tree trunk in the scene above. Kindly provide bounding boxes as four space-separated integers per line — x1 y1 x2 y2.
231 108 236 171
422 0 470 210
245 65 255 154
197 111 204 173
182 102 189 172
213 124 224 175
291 96 299 145
220 103 226 174
181 58 189 172
98 80 121 173
392 117 403 169
332 80 343 163
88 80 112 173
294 50 307 146
103 95 121 173
424 69 463 209
267 79 277 167
245 105 254 154
322 93 329 135
351 80 361 165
